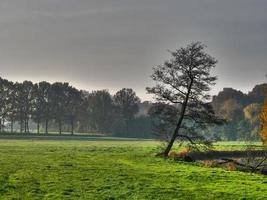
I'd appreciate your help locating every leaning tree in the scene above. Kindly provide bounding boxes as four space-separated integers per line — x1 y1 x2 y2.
146 42 224 156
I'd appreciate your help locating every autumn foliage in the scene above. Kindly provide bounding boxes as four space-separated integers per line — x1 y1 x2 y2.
260 93 267 143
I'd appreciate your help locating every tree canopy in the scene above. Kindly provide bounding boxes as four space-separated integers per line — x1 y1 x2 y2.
147 42 224 156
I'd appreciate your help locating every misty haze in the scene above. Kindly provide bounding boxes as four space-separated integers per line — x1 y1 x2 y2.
0 0 267 199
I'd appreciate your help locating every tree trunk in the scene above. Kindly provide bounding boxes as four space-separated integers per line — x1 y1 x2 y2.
11 119 13 133
126 119 129 136
37 121 40 134
71 120 74 135
45 119 48 134
59 120 62 135
26 119 29 133
162 79 193 157
24 119 27 133
2 119 4 132
20 123 22 133
20 118 23 133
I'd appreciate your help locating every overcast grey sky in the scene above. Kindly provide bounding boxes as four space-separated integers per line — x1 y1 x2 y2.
0 0 266 100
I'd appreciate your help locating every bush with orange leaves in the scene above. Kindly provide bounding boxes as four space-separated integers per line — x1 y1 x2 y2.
168 149 191 158
260 95 267 143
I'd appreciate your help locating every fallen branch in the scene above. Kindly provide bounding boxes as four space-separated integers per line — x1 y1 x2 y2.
220 158 255 170
220 157 267 173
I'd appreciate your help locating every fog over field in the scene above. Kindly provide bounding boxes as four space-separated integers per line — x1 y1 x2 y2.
0 0 267 100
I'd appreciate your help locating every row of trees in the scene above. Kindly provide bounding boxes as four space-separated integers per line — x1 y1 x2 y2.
0 79 84 134
0 77 146 136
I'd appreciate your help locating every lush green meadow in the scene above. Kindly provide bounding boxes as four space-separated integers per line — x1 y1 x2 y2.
0 139 267 200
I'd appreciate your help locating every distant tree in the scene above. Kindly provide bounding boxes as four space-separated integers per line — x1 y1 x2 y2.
87 90 114 134
76 91 91 133
38 82 52 134
217 99 244 140
23 81 35 133
16 81 34 133
0 78 11 132
114 88 140 134
244 103 261 121
65 86 82 134
6 82 18 133
146 42 224 156
243 103 261 140
50 82 69 134
14 83 23 133
219 99 244 122
32 82 52 134
32 84 42 134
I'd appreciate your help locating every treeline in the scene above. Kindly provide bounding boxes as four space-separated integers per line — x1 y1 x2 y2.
210 85 267 141
3 75 265 140
0 77 153 138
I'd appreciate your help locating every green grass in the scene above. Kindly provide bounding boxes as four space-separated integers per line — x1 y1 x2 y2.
213 141 264 151
0 140 267 199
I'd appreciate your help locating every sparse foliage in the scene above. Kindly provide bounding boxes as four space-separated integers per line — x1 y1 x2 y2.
147 42 224 156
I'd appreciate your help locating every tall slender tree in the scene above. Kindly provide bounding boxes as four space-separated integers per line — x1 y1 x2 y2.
6 81 18 133
50 82 69 134
0 78 11 132
32 82 51 134
39 82 52 134
76 91 91 133
21 81 35 133
32 84 42 134
65 86 82 134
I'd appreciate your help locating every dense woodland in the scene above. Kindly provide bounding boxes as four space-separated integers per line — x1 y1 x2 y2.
0 76 266 140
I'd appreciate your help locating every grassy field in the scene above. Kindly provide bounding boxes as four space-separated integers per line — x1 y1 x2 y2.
0 139 267 199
